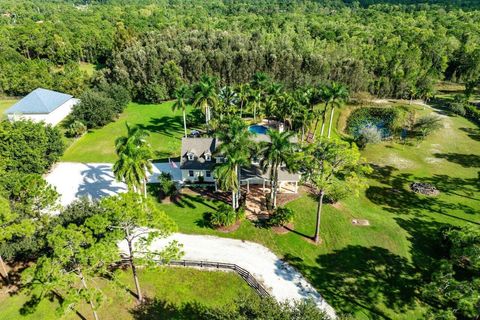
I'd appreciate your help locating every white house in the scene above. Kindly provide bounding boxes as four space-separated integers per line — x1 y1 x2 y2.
5 88 79 126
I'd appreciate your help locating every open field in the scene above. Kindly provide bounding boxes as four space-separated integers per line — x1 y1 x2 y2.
156 105 480 319
62 102 193 163
0 267 256 320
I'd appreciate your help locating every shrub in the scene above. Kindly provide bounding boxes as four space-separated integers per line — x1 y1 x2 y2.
413 115 442 140
71 89 117 128
66 120 87 138
98 82 131 114
158 172 176 198
204 203 240 228
0 120 65 174
449 102 466 116
465 104 480 125
268 207 294 227
356 125 382 149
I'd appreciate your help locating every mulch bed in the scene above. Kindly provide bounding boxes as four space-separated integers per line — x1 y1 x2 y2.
271 222 294 235
215 220 242 233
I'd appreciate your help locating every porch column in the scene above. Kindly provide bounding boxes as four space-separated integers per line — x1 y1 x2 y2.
247 180 250 193
295 181 298 193
214 181 218 192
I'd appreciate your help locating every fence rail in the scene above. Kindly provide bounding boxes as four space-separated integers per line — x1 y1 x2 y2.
167 259 270 298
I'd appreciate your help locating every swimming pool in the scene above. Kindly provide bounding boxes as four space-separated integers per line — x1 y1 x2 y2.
249 125 268 134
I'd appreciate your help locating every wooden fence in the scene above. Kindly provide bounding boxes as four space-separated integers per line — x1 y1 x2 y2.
167 259 270 298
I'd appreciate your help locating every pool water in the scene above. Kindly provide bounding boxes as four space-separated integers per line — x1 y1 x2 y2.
249 125 268 134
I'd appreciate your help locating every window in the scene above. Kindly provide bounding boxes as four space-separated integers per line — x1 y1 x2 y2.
206 171 211 177
187 152 194 161
188 170 194 177
205 153 211 161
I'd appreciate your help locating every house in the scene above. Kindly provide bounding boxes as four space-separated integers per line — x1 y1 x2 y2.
180 137 300 193
5 88 79 126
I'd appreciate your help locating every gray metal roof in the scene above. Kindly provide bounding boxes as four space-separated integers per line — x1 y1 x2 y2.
6 88 73 114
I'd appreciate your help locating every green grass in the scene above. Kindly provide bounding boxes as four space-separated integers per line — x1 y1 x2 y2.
0 98 18 119
156 106 480 319
0 267 256 320
62 102 192 163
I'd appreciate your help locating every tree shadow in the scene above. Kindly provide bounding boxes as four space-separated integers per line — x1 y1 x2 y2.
433 153 480 168
76 164 127 200
138 116 183 138
459 127 480 142
284 246 419 319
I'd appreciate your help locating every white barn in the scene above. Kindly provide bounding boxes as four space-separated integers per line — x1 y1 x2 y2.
5 88 79 126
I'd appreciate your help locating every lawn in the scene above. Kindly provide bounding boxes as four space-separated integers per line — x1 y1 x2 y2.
0 98 18 119
0 267 256 320
156 105 480 319
62 102 193 163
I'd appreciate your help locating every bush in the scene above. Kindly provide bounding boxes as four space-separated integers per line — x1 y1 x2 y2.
268 207 294 227
71 89 117 128
158 172 176 198
66 120 87 138
356 125 382 149
204 203 240 228
98 82 131 114
413 115 442 140
465 104 480 125
0 120 65 174
448 102 466 116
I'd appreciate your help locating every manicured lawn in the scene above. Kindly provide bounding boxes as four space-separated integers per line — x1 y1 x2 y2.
157 106 480 319
62 102 193 163
0 98 18 119
0 267 256 320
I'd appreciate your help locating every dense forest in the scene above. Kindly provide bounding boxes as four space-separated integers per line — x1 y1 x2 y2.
0 0 479 101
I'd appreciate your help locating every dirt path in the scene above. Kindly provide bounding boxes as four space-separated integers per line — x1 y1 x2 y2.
118 232 337 319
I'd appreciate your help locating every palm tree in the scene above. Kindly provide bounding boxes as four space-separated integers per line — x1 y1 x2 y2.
318 85 333 139
172 85 191 138
259 130 295 208
326 83 348 139
193 75 218 127
249 89 262 121
218 86 239 119
114 123 153 197
236 83 250 118
214 149 249 209
216 117 253 206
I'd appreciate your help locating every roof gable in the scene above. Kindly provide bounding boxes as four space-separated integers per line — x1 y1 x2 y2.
6 88 73 114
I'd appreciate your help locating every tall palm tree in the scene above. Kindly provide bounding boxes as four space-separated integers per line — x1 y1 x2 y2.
214 149 249 209
193 75 218 127
249 89 262 121
318 85 333 139
172 85 191 138
216 117 253 205
236 83 250 118
114 123 153 197
259 130 295 208
326 83 348 139
218 86 239 119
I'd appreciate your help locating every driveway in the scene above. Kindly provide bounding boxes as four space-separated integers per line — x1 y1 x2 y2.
45 161 181 207
118 233 337 319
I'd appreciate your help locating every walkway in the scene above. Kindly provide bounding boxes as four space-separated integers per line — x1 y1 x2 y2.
118 233 337 319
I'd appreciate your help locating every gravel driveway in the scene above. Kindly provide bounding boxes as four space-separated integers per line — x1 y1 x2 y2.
119 233 337 319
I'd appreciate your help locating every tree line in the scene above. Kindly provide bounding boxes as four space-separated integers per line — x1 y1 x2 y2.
0 0 479 100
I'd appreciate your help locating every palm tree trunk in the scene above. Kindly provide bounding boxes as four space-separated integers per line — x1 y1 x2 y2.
320 103 329 138
240 100 244 118
0 254 10 285
79 270 99 320
127 236 143 303
314 190 325 243
183 110 187 137
327 106 335 139
231 190 236 209
143 178 147 199
272 164 279 208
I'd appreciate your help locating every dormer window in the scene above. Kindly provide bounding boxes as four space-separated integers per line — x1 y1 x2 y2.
205 152 211 161
187 152 195 161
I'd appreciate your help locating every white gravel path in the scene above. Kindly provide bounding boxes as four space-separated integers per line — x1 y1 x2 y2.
118 233 337 319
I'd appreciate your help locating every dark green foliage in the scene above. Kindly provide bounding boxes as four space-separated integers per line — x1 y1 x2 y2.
132 295 328 320
55 198 104 227
464 104 480 125
204 203 240 228
157 172 176 199
268 207 295 227
65 120 87 138
422 226 480 319
346 107 407 139
71 89 117 128
0 120 65 174
97 82 131 114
